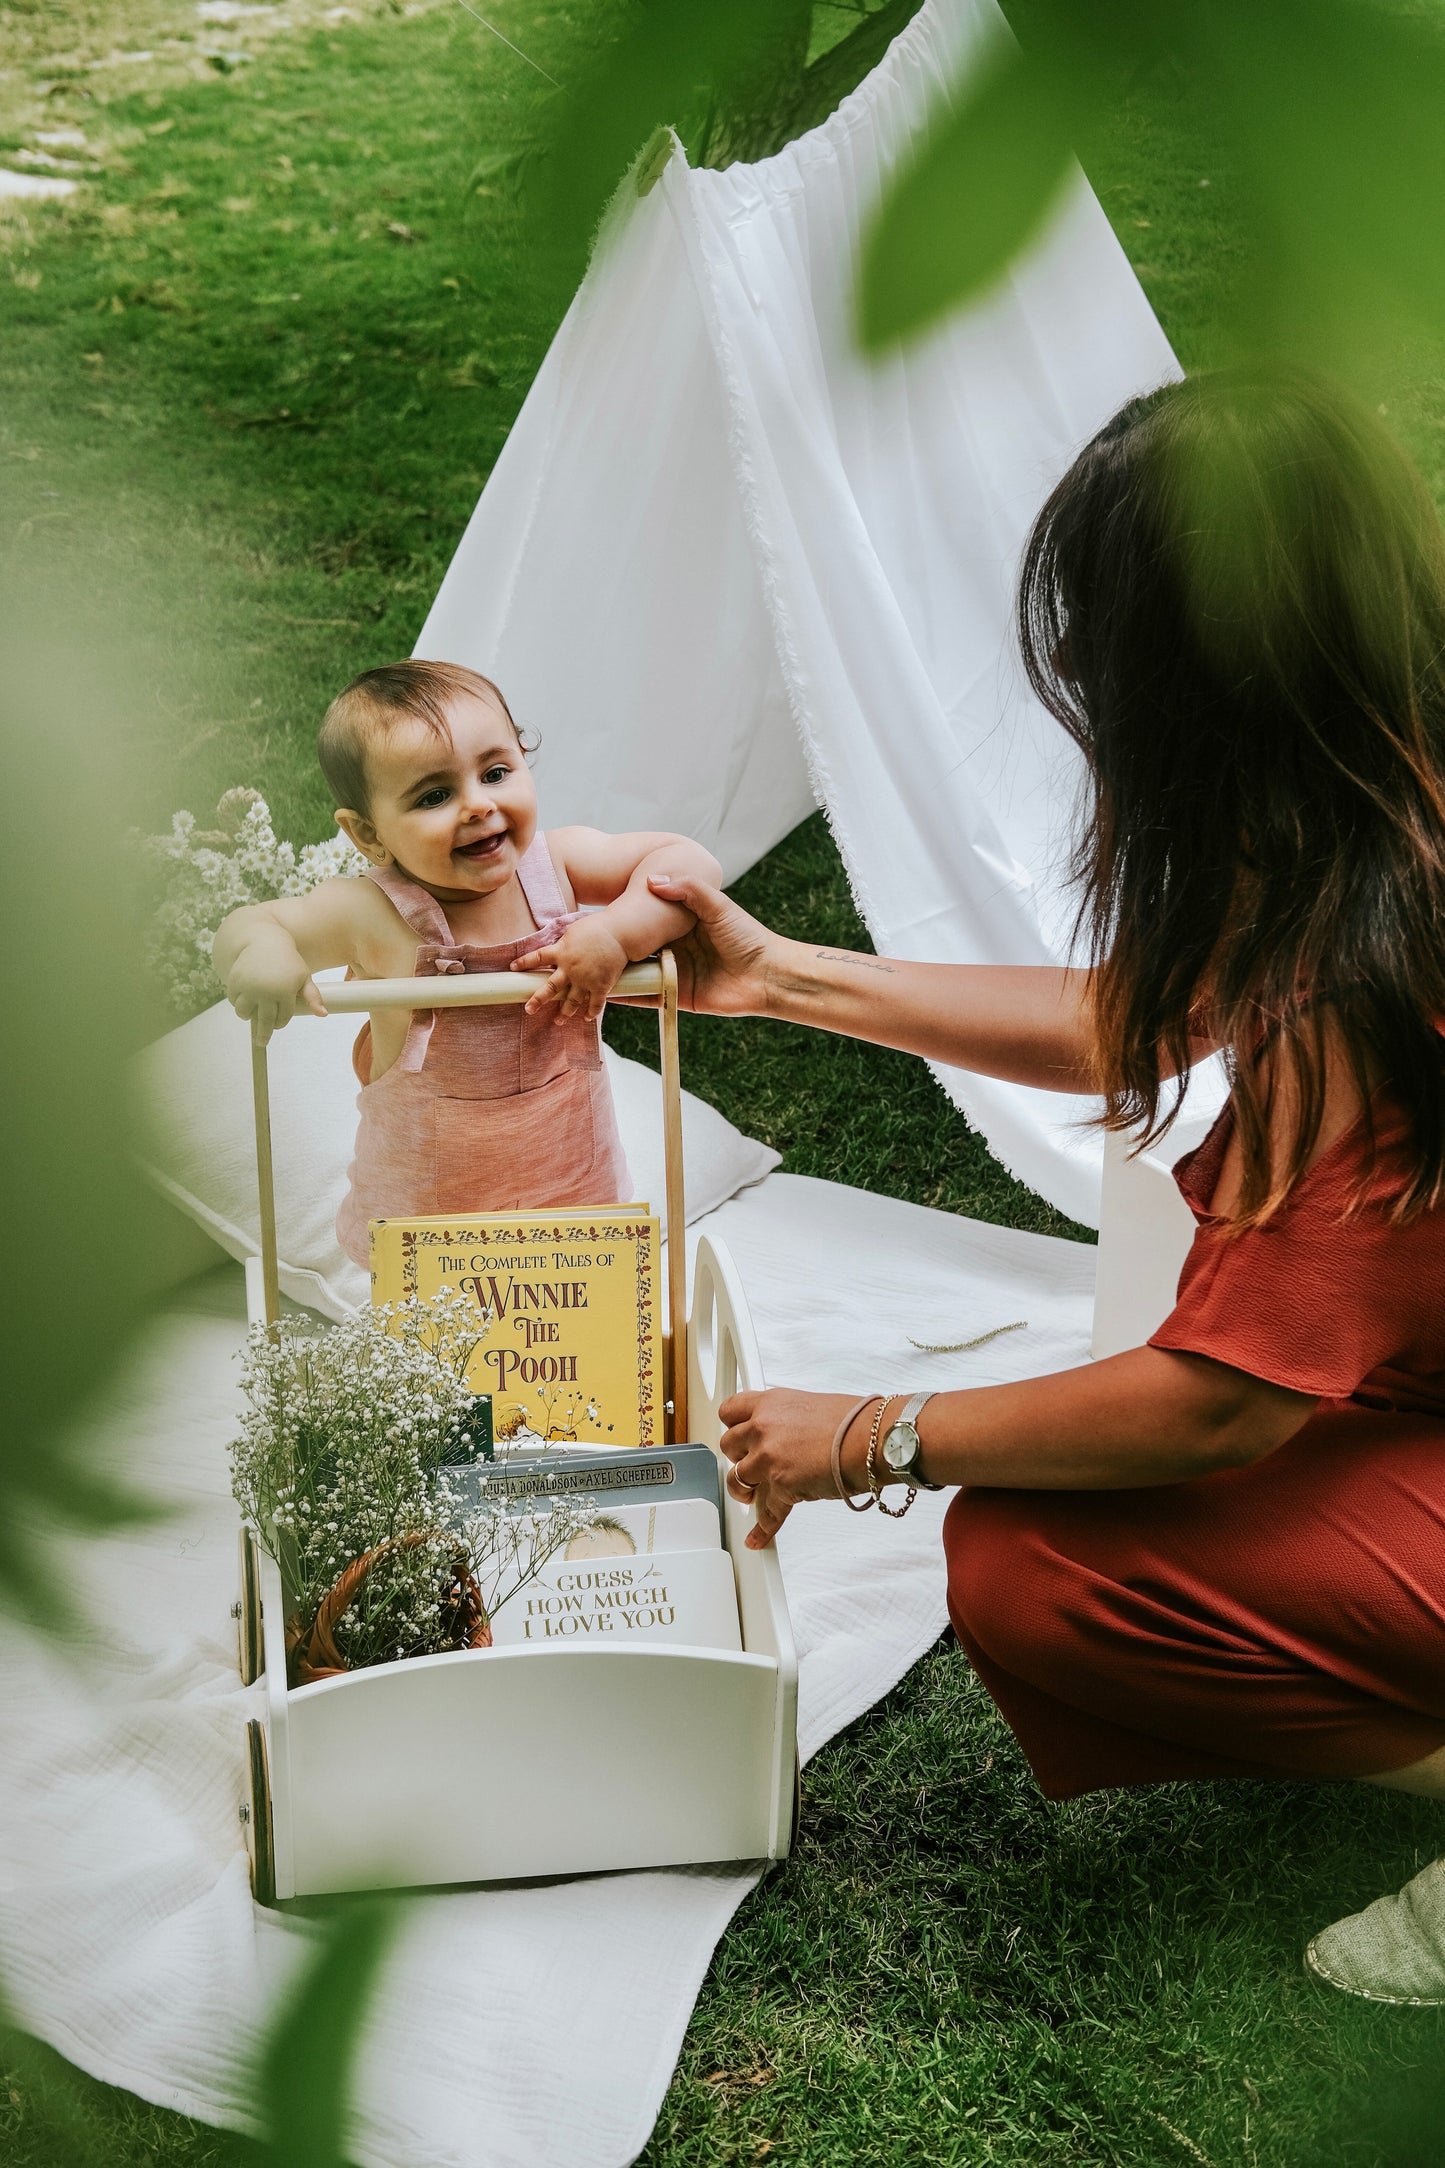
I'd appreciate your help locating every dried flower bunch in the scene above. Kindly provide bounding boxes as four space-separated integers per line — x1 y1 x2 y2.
135 786 366 1015
230 1289 597 1676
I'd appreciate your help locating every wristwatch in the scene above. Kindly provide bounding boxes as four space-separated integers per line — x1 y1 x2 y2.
880 1392 943 1490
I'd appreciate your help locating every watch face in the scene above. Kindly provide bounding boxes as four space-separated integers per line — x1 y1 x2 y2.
882 1421 917 1472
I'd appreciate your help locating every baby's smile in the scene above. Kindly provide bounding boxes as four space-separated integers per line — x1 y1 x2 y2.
454 829 509 863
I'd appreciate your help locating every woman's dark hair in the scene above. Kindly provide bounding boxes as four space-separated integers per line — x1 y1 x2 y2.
1018 365 1445 1225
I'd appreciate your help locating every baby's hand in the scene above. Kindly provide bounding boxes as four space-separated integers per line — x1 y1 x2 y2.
513 917 630 1023
223 928 327 1044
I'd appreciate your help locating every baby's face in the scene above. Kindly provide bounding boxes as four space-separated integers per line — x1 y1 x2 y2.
361 688 539 900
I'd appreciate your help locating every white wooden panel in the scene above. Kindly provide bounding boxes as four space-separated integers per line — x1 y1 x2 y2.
284 1644 781 1892
689 1235 798 1855
257 1549 297 1898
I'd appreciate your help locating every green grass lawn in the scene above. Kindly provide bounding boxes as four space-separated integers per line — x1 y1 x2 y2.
5 2 1445 2162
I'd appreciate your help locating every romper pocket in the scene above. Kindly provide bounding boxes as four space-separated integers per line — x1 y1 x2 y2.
518 1009 603 1090
434 1068 600 1214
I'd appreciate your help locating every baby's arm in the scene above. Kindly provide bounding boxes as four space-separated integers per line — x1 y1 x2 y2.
213 878 366 1043
515 829 723 1021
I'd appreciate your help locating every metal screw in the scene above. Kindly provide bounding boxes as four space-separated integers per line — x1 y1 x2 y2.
238 1803 251 1824
230 1601 242 1619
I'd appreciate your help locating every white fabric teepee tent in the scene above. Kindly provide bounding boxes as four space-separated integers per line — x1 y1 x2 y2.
418 0 1199 1227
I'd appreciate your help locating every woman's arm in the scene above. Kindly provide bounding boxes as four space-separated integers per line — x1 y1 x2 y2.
766 946 1097 1091
647 873 1223 1090
647 871 1097 1090
719 1352 1318 1548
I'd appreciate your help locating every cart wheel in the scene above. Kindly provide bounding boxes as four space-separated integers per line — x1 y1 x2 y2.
235 1526 263 1686
242 1719 277 1906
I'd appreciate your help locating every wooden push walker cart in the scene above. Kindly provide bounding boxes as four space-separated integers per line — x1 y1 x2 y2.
236 952 799 1902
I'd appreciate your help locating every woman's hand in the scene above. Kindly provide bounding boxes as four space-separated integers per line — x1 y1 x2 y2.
645 873 781 1017
719 1387 869 1548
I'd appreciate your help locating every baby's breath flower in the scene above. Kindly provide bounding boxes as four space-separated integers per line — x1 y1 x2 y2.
227 1289 580 1674
131 789 367 1015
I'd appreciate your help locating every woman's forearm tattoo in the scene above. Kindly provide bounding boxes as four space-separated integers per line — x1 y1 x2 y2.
815 949 896 974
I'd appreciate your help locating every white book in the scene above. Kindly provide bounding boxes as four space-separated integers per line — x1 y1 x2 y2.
490 1548 741 1652
550 1497 719 1560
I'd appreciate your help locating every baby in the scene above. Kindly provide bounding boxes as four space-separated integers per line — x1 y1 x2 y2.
213 659 722 1265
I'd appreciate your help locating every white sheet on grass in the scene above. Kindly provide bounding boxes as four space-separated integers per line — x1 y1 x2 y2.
418 0 1184 1225
0 1174 1094 2168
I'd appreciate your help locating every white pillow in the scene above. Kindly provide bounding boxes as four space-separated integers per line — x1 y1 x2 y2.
133 975 779 1321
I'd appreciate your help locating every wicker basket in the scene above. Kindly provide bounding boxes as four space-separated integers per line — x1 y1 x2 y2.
287 1532 492 1686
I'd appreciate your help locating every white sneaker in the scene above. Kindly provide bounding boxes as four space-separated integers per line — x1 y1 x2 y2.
1306 1857 1445 2005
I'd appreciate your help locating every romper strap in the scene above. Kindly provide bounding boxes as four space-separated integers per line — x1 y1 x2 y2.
364 862 453 944
516 831 571 926
362 864 447 1072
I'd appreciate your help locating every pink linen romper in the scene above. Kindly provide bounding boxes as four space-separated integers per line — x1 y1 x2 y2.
335 834 632 1267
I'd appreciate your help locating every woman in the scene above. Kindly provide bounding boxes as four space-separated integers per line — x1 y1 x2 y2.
646 368 1445 2001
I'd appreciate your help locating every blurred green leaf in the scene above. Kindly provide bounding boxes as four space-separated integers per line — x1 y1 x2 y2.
1201 0 1445 366
257 1901 396 2168
706 0 922 167
531 0 805 264
0 587 183 1630
859 0 1445 368
0 2022 103 2168
856 28 1074 352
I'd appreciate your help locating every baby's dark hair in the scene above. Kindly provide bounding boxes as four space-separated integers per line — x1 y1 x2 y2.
318 659 525 813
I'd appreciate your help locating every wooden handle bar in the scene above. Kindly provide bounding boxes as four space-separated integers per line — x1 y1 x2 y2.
315 962 665 1013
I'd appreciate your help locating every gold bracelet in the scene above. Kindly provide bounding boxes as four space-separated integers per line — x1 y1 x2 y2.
864 1396 895 1504
830 1396 878 1511
866 1394 918 1520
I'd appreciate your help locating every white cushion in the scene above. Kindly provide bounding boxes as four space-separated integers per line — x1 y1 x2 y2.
133 974 779 1320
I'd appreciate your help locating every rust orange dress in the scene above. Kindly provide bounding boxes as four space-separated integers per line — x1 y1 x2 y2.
944 1084 1445 1798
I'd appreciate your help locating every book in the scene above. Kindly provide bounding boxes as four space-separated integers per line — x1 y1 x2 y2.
442 1442 724 1523
552 1497 720 1559
488 1548 741 1651
441 1396 494 1462
370 1206 663 1448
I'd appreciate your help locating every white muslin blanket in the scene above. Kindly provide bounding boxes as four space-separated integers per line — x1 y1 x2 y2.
0 1174 1093 2168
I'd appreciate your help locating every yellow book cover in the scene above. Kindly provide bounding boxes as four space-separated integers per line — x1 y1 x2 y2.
369 1207 662 1447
